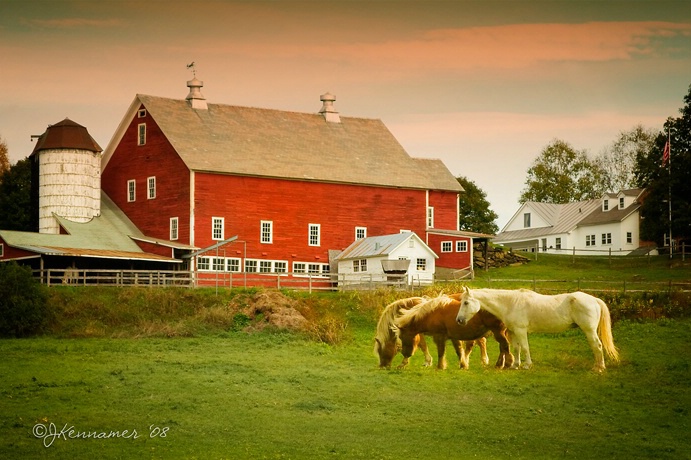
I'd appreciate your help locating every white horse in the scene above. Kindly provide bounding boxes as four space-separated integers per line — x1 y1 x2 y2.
455 286 619 372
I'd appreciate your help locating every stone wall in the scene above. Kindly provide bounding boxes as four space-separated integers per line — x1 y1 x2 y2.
473 244 530 269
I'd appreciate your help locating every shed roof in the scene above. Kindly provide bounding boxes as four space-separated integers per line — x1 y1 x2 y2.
335 232 437 261
105 94 463 192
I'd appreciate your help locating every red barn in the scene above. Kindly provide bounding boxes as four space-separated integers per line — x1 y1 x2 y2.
99 78 475 285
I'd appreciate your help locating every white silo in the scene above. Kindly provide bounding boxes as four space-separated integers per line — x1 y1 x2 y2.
30 118 102 234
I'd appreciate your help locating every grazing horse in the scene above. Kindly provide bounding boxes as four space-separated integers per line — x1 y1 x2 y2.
394 294 513 370
455 286 619 372
374 296 479 369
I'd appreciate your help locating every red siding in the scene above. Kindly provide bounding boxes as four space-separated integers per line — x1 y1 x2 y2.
101 105 191 244
428 190 459 231
193 173 448 263
427 233 472 269
0 239 37 261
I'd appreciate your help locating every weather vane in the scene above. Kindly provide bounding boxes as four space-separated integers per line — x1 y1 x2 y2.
186 61 196 77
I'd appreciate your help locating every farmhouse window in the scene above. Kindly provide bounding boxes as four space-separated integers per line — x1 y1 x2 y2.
355 227 367 240
197 257 210 271
127 180 136 202
427 207 434 228
555 237 562 250
586 234 595 247
308 224 320 246
170 217 178 240
353 260 359 272
627 232 632 244
261 221 273 244
619 197 625 209
147 176 156 199
212 217 224 241
603 200 609 211
360 259 367 272
441 241 453 253
601 233 612 245
137 123 146 146
416 258 427 271
523 213 531 228
245 260 258 273
456 241 468 252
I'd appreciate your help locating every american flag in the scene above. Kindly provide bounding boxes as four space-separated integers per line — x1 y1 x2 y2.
662 140 670 166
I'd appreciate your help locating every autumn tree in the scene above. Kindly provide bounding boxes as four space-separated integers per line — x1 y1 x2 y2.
0 136 9 176
457 176 498 235
520 139 606 204
595 124 656 193
635 84 691 246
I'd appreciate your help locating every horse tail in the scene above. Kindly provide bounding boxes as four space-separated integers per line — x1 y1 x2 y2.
596 298 620 363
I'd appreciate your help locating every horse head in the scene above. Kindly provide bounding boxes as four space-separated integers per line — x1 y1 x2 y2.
455 286 482 325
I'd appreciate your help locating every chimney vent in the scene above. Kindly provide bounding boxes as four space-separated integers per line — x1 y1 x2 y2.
319 92 340 123
186 77 208 110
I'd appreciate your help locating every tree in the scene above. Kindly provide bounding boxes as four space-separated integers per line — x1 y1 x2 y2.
0 136 9 176
520 139 606 204
635 84 691 246
457 176 498 235
0 261 49 337
595 125 656 193
0 157 33 231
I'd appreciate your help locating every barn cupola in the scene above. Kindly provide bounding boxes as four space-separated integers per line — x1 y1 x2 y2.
319 92 340 123
29 118 103 234
186 77 208 110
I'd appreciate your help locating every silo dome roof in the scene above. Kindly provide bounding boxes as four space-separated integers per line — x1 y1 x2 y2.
30 118 102 156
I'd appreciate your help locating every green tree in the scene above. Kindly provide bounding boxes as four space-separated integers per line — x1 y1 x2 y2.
0 157 33 231
520 139 606 204
635 84 691 246
457 176 498 235
0 136 9 176
0 261 49 337
595 124 656 193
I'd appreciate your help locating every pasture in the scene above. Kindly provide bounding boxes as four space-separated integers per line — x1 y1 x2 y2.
1 254 690 459
2 318 691 459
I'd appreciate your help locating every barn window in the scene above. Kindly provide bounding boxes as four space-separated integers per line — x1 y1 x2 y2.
212 258 225 271
170 217 178 240
274 261 287 273
294 262 306 274
261 221 273 244
212 217 224 240
147 176 156 199
355 227 367 240
138 109 147 118
308 224 320 246
245 260 258 272
427 207 434 228
0 243 3 257
228 258 241 272
137 123 146 146
259 260 272 273
197 257 210 271
456 241 468 252
441 241 452 253
308 263 321 274
127 180 136 202
416 258 427 271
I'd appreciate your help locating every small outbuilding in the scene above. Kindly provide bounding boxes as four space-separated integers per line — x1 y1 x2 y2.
334 232 437 288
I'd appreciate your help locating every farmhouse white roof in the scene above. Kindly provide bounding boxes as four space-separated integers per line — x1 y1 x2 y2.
104 90 463 192
335 232 437 260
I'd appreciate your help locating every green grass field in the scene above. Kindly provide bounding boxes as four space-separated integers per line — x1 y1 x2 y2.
1 254 690 459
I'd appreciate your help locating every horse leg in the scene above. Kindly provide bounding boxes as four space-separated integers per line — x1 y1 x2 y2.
510 329 532 369
493 329 515 369
477 337 490 366
581 327 606 372
397 334 416 369
417 334 434 367
452 339 468 369
433 335 448 370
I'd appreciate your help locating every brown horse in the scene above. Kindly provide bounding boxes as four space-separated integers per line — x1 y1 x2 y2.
374 296 488 369
394 293 514 370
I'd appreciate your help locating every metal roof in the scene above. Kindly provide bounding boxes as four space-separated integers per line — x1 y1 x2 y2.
108 94 463 192
335 232 437 261
30 118 102 156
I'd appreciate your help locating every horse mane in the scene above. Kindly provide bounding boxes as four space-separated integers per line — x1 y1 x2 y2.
395 294 455 330
374 297 426 350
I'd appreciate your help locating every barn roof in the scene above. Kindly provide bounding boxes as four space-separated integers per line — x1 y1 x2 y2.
105 93 463 192
335 232 437 260
0 193 188 262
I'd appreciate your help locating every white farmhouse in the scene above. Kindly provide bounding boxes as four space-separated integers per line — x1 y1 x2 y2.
494 189 645 256
334 232 437 287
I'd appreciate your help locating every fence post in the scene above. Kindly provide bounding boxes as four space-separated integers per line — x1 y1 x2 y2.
572 247 576 264
623 280 626 294
609 247 612 266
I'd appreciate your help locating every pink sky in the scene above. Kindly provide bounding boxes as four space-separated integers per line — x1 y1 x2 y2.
2 1 689 227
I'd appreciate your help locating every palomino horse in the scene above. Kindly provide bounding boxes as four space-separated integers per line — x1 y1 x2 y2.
455 286 619 372
374 297 476 368
394 294 513 370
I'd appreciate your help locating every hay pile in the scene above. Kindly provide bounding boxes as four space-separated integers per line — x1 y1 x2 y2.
238 291 308 331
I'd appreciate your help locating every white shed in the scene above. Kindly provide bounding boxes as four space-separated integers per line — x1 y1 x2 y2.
334 232 438 288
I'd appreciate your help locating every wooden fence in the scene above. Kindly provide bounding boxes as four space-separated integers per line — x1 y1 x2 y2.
470 277 691 294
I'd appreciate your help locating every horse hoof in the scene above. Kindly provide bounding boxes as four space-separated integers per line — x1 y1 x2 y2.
520 363 532 370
